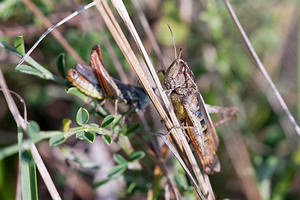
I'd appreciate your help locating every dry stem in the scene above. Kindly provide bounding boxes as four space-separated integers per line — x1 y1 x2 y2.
222 0 300 137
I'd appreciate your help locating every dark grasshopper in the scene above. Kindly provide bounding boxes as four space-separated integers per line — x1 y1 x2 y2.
67 45 150 111
164 51 236 174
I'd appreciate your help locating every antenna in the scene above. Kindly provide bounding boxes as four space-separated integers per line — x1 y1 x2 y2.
167 24 177 60
178 48 183 60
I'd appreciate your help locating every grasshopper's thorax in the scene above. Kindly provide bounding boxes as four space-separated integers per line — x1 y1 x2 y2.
164 58 197 97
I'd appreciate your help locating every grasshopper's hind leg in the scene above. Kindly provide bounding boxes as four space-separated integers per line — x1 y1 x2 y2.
205 104 238 127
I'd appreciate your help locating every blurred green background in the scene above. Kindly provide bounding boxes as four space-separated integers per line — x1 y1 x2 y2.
0 0 300 199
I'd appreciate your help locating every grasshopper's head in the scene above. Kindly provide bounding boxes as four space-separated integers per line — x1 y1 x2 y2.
163 46 187 90
67 68 79 83
163 56 195 96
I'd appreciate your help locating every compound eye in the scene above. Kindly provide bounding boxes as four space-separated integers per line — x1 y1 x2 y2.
179 65 186 74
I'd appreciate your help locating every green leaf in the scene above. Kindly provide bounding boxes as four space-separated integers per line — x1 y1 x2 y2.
76 131 95 143
83 131 95 143
56 53 66 78
63 119 71 132
108 164 127 178
76 132 84 140
93 178 110 188
49 135 66 146
175 173 189 190
129 151 145 162
111 115 123 129
0 41 21 57
127 182 136 194
13 34 25 56
89 123 99 128
26 121 40 138
113 154 127 164
76 107 89 125
101 115 115 128
15 65 44 79
67 87 87 100
21 150 38 200
125 123 140 136
0 41 66 84
102 134 112 145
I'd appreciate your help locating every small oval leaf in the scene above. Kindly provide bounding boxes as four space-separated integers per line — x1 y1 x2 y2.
101 115 115 128
126 123 140 136
27 121 40 138
129 151 145 162
102 134 112 145
111 115 123 128
113 154 127 164
89 123 99 128
56 53 66 78
49 135 66 147
108 164 127 178
83 131 95 143
76 107 89 125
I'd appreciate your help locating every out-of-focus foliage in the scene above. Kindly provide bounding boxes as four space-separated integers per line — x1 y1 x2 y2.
0 0 299 199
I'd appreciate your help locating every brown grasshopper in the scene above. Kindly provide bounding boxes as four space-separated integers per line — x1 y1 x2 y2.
163 49 237 174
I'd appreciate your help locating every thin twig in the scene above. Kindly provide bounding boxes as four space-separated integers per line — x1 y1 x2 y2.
21 0 84 64
16 2 96 69
0 69 62 200
222 0 300 137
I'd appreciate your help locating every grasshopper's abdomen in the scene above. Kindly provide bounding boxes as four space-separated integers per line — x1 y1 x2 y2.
67 69 104 100
184 93 220 174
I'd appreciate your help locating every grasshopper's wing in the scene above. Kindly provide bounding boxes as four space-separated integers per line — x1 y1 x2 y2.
113 79 150 110
90 45 120 99
74 63 99 85
196 92 219 149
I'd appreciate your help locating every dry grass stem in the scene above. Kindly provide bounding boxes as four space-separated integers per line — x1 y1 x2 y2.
222 0 300 137
110 1 213 197
21 0 84 64
130 0 167 70
0 70 61 200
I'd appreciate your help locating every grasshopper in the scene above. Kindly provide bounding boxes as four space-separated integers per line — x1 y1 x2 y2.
67 45 150 111
163 49 237 174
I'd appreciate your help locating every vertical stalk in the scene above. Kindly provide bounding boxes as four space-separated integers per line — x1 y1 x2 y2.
297 6 300 121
